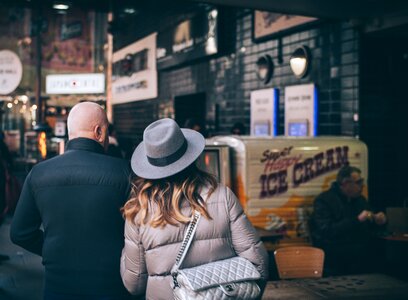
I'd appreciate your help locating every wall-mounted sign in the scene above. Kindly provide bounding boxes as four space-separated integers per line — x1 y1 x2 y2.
253 11 317 42
61 22 83 41
284 83 318 136
46 73 105 94
250 88 279 136
0 50 23 95
112 33 157 104
156 9 219 70
41 8 94 72
54 120 67 137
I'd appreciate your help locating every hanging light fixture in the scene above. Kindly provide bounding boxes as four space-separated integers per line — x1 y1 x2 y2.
289 46 310 78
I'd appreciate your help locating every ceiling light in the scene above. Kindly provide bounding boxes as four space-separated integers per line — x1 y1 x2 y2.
53 2 70 10
124 8 136 14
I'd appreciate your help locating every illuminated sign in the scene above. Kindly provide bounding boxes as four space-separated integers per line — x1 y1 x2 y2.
46 73 105 94
285 83 318 136
250 88 279 136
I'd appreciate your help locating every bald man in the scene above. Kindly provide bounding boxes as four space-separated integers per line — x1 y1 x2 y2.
10 102 133 300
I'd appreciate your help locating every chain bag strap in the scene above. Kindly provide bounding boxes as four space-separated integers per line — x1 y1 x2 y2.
170 209 261 300
171 210 201 285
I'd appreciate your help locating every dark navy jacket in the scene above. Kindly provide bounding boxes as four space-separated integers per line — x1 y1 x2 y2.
10 138 132 297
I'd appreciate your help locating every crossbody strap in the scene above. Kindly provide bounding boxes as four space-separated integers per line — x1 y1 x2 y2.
171 210 201 275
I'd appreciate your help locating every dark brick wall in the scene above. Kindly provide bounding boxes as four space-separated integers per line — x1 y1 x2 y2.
113 100 157 158
113 6 361 149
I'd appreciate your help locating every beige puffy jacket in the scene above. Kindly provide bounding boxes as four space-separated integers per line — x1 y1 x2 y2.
120 184 269 299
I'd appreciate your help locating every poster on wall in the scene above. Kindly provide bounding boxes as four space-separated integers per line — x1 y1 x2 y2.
250 88 279 136
156 9 219 70
111 33 158 104
40 8 95 72
284 83 318 136
253 11 317 42
54 119 67 137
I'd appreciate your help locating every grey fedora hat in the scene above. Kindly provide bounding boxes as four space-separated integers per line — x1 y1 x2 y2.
131 118 205 179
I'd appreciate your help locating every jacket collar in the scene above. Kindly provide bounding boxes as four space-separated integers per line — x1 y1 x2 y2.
66 137 105 154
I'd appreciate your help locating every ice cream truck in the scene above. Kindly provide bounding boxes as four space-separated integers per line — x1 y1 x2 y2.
197 136 368 250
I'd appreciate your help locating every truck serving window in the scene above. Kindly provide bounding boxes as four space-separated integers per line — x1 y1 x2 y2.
197 149 221 181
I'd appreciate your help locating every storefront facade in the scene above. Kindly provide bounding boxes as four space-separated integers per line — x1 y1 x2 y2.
0 5 107 162
111 4 408 208
1 2 407 209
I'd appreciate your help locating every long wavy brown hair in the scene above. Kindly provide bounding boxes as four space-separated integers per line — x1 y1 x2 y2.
122 164 218 227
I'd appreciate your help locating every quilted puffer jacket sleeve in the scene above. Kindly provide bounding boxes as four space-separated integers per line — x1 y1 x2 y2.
226 187 269 281
120 219 148 296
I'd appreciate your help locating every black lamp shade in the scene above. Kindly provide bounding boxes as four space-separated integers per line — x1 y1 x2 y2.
256 55 274 84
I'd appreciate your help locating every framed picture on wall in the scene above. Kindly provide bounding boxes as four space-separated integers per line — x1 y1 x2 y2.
253 11 318 42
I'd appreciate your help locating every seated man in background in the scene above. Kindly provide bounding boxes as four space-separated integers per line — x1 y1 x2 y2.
310 165 387 275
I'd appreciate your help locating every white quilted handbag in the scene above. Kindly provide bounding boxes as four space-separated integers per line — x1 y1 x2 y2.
171 211 261 300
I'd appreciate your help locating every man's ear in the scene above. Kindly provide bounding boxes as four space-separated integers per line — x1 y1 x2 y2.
94 125 103 142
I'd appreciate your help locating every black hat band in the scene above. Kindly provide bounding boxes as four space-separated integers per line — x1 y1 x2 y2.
147 138 188 167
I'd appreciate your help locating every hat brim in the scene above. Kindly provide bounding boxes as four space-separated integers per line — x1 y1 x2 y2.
130 129 205 179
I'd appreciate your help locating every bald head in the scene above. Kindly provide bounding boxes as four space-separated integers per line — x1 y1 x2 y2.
67 102 109 150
